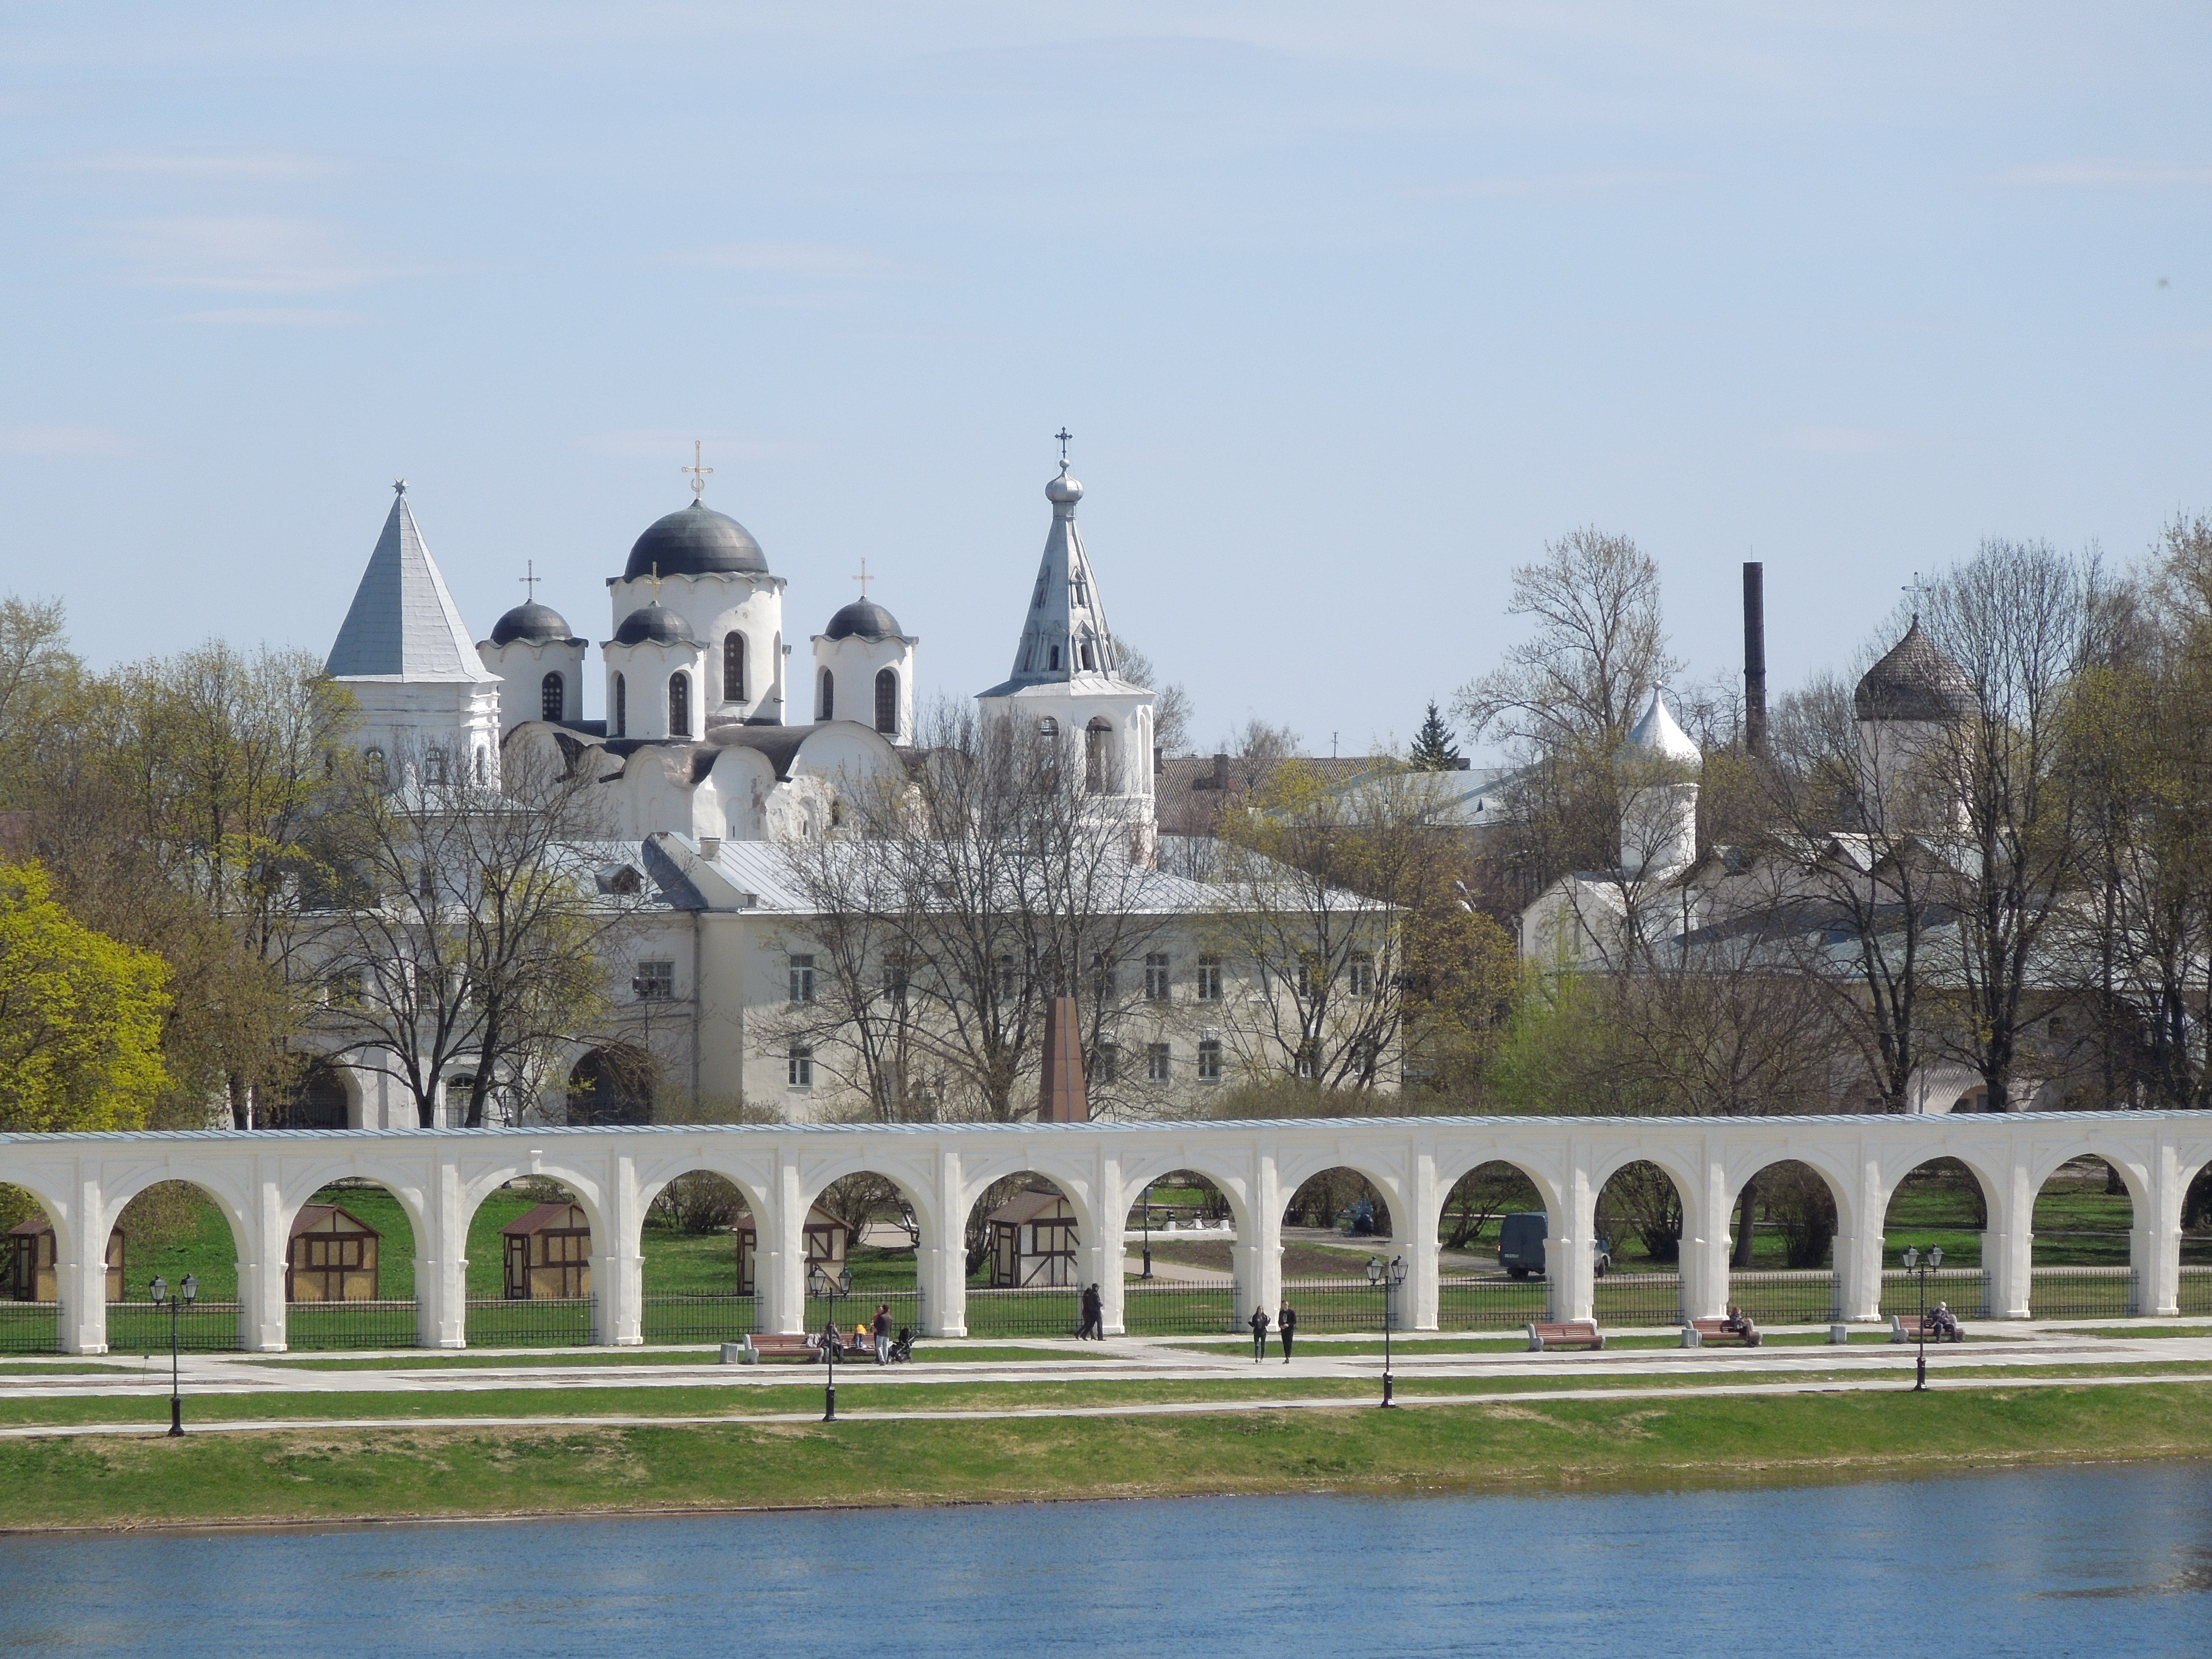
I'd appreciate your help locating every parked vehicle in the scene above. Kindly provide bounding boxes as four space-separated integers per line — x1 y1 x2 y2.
1497 1213 1611 1279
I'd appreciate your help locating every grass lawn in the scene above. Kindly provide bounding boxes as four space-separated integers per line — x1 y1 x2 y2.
3 1382 2211 1532
243 1344 1115 1371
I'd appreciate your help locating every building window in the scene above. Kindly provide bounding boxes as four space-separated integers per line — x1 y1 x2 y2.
1349 951 1376 997
1038 716 1058 740
724 632 745 702
1144 953 1171 1001
444 1074 475 1129
995 954 1017 1000
1072 577 1088 608
788 1046 814 1088
874 667 898 735
1296 957 1321 999
363 746 386 783
1296 1046 1318 1081
882 953 910 1004
1085 719 1112 792
1048 645 1060 671
424 747 448 785
1195 956 1222 1002
541 672 564 723
669 672 690 738
1197 1038 1222 1082
818 668 835 722
1091 953 1117 998
613 673 626 737
788 955 816 1005
1079 641 1095 671
1094 1042 1119 1084
634 960 674 1001
1146 1043 1172 1084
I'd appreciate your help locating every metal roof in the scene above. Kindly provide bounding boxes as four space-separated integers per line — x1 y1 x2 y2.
326 489 493 683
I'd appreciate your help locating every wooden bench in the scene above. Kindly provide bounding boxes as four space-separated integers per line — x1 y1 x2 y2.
734 1332 818 1364
1686 1317 1762 1348
1526 1320 1604 1352
1890 1314 1964 1344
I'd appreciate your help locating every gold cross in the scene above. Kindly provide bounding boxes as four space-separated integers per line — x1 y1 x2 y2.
649 561 662 604
682 440 713 501
853 558 873 598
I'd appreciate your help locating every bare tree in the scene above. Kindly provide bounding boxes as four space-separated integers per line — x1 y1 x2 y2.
1117 642 1191 757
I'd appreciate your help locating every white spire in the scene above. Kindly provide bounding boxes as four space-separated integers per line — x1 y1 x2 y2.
327 484 492 683
1623 685 1701 768
989 455 1132 691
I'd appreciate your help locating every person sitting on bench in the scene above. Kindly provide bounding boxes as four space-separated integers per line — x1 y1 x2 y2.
1722 1303 1757 1341
1929 1302 1960 1341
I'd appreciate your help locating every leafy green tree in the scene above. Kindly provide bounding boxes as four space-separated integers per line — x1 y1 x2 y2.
1408 702 1463 770
0 859 171 1131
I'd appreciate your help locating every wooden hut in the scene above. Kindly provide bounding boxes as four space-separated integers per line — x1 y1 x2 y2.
7 1217 124 1303
985 1189 1078 1288
284 1203 381 1302
733 1204 851 1295
501 1201 591 1300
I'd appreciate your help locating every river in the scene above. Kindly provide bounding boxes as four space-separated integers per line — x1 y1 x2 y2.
2 1464 2207 1656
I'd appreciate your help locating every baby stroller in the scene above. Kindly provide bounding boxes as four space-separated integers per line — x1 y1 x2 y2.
887 1326 916 1364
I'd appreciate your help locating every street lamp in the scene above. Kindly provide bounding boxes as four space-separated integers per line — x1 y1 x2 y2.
821 1264 854 1422
148 1273 198 1436
1141 1181 1154 1280
1900 1244 1945 1392
1365 1254 1407 1407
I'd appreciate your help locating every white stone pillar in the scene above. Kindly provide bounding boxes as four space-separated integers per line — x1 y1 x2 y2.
421 1150 469 1348
1838 1142 1885 1322
241 1160 288 1353
596 1151 644 1346
1407 1149 1441 1332
1094 1153 1127 1337
1245 1150 1284 1326
1683 1152 1728 1322
766 1147 806 1335
2138 1137 2183 1317
1549 1149 1597 1323
60 1171 109 1356
1987 1154 2034 1318
920 1146 966 1337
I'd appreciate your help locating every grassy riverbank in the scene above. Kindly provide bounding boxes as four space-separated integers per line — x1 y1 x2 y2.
3 1382 2210 1533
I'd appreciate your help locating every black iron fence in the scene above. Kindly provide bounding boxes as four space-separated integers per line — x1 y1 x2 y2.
0 1302 59 1354
803 1289 925 1346
285 1299 420 1351
464 1297 595 1346
1436 1276 1549 1331
1878 1268 1990 1321
107 1301 242 1354
961 1286 1078 1337
1274 1277 1393 1334
2180 1267 2212 1316
1122 1281 1242 1334
1592 1272 1684 1328
2028 1266 2138 1319
1725 1271 1838 1325
640 1294 757 1345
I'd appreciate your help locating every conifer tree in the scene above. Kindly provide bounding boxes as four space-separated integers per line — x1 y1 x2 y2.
1409 701 1462 770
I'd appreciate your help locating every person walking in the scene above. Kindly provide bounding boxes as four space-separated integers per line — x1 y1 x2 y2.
1248 1303 1271 1362
872 1303 892 1365
1278 1300 1297 1362
1077 1283 1104 1341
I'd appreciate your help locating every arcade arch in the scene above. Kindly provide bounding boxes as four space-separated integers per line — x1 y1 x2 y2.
108 1180 243 1353
1879 1156 1993 1319
637 1169 757 1344
1434 1160 1551 1332
2032 1154 2138 1318
279 1177 419 1350
963 1173 1082 1336
1723 1158 1847 1324
1593 1159 1691 1327
462 1177 596 1347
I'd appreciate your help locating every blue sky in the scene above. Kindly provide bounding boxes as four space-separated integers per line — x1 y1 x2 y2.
3 3 2208 757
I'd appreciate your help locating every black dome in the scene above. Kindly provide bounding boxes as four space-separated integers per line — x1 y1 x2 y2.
612 604 696 647
488 601 575 647
625 501 768 580
1854 620 1973 722
824 598 902 641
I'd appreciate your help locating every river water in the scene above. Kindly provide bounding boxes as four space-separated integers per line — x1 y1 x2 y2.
2 1464 2207 1657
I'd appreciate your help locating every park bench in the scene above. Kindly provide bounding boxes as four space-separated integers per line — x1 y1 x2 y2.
1890 1314 1964 1345
1525 1320 1604 1352
727 1332 818 1364
1684 1317 1762 1348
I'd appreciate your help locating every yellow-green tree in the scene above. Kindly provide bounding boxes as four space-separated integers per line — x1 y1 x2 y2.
0 859 171 1132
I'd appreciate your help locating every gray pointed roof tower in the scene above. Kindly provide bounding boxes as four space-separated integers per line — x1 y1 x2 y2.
327 483 494 683
327 482 502 788
989 457 1134 691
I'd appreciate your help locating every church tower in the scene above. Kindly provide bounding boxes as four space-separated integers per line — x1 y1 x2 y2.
975 445 1156 855
1618 686 1700 878
326 482 501 786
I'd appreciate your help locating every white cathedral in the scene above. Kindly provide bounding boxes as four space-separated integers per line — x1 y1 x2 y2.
325 454 1157 848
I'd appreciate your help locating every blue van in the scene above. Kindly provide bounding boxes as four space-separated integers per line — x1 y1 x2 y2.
1497 1213 1610 1279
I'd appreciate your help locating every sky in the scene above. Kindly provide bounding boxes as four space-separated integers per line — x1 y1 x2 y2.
2 3 2208 759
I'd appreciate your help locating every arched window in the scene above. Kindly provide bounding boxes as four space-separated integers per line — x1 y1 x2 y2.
874 667 898 735
613 673 626 737
1048 644 1060 671
425 747 448 785
818 668 835 722
363 746 386 784
474 747 488 785
1086 719 1113 793
541 672 564 722
1038 716 1058 740
724 632 745 702
669 672 690 738
1080 641 1095 671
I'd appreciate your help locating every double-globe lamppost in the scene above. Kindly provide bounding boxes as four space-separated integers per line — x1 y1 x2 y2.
1140 1181 1154 1280
1899 1244 1944 1392
1366 1254 1407 1407
148 1273 198 1436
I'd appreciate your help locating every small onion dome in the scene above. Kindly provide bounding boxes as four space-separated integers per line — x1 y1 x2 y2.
1046 463 1083 507
624 500 768 581
1623 686 1701 767
823 598 903 641
488 601 575 647
1854 619 1973 722
612 603 696 647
